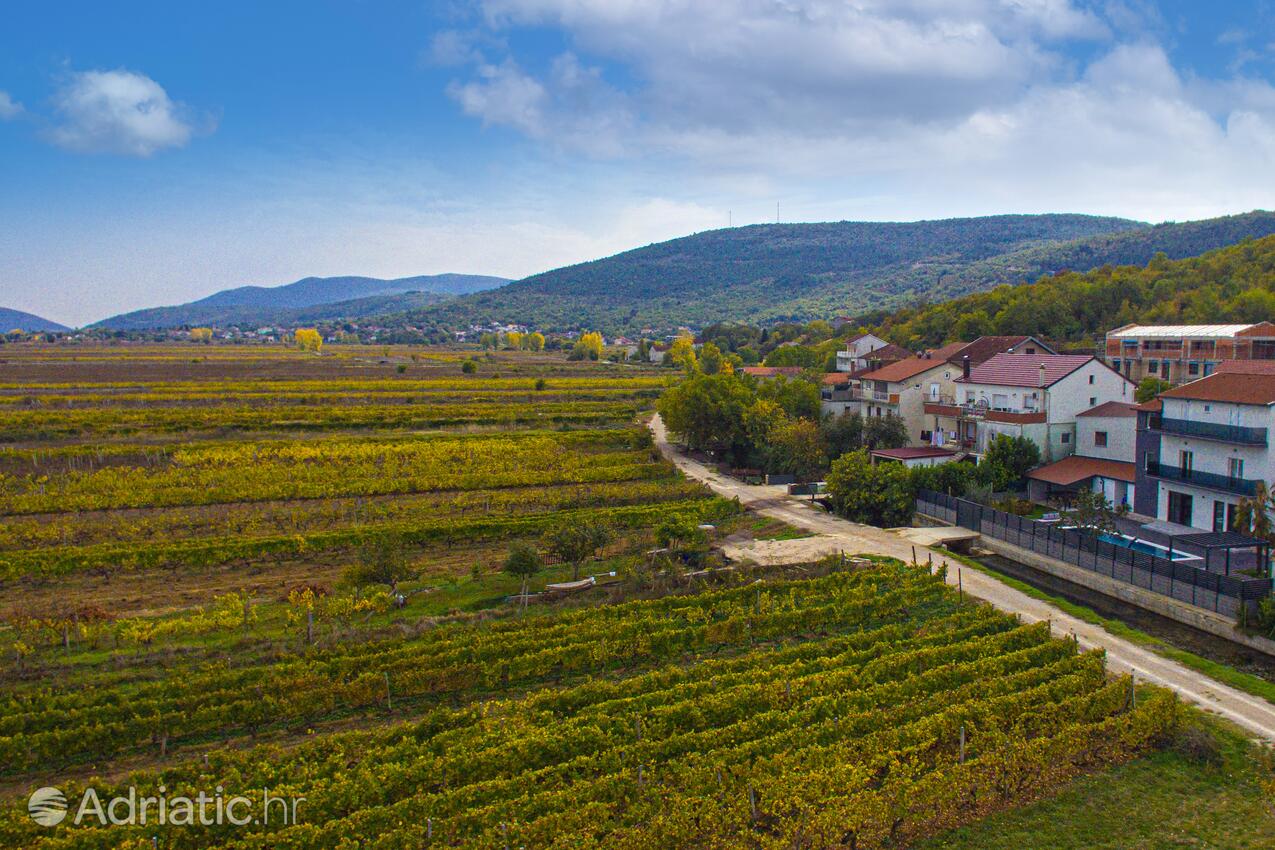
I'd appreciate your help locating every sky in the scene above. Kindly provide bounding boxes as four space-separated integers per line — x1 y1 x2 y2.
1 1 1274 327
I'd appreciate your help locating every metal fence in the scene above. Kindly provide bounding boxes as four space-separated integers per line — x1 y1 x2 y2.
916 489 1272 618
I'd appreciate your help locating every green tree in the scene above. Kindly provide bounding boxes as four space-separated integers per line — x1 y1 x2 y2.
1063 489 1125 536
980 434 1041 490
1136 376 1171 403
543 520 612 581
825 450 916 527
698 341 728 375
503 542 544 611
657 372 755 459
821 412 864 460
756 375 821 421
655 514 708 553
461 359 477 374
862 413 909 450
344 538 414 591
769 418 828 480
763 345 820 368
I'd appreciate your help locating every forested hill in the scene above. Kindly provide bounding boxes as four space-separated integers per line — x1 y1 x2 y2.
402 211 1275 334
93 273 508 330
874 231 1275 349
0 307 69 332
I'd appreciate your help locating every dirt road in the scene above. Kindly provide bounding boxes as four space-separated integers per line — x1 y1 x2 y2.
651 414 1275 742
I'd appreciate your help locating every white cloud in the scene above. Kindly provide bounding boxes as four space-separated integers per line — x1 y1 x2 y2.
0 91 21 120
48 69 199 156
436 2 1275 222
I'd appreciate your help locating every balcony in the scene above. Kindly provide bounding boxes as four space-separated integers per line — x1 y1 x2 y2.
1152 415 1268 446
922 401 1045 424
1144 462 1260 497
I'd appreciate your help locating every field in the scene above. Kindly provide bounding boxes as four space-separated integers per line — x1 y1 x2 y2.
0 340 1254 848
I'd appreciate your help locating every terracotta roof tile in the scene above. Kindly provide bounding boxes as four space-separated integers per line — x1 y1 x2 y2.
1026 456 1136 486
957 353 1093 387
857 353 956 383
870 447 958 460
1077 401 1138 418
946 335 1053 365
1159 372 1275 405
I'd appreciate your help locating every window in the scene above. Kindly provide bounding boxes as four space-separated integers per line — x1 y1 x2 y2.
1113 358 1122 372
1025 347 1036 354
1088 374 1095 384
920 430 932 443
1149 361 1158 373
1061 432 1070 444
1180 450 1193 475
1188 362 1199 376
1168 491 1194 526
1089 397 1097 407
1094 431 1108 447
1213 501 1226 532
1229 457 1244 480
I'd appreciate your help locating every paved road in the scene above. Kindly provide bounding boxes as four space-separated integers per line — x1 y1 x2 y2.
651 415 1275 743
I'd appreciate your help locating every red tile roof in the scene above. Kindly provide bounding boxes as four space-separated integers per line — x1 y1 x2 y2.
1132 398 1162 412
1026 456 1136 486
958 353 1094 387
863 343 912 363
822 372 850 385
1215 360 1275 375
1159 372 1275 405
858 346 962 383
1077 401 1138 418
870 447 959 460
946 335 1054 366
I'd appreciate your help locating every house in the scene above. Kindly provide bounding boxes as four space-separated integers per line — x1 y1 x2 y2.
1104 323 1275 385
926 354 1135 461
869 446 960 468
1134 363 1275 531
835 333 893 372
851 342 969 434
1026 401 1138 506
841 337 1060 439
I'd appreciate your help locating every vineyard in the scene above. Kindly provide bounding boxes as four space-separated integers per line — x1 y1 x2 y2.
0 342 1207 848
0 563 1178 849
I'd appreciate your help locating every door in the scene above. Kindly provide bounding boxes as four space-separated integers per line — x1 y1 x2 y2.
1213 500 1226 533
1168 491 1194 527
929 382 939 401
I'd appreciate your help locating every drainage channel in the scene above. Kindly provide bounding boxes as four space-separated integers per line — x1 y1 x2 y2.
965 550 1275 684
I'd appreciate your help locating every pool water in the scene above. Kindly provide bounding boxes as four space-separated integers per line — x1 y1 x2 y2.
1098 532 1200 562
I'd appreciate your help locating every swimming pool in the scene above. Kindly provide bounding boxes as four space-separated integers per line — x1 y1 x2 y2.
1097 532 1201 563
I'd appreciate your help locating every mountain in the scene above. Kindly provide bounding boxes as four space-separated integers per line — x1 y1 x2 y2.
873 230 1275 349
402 211 1275 334
92 273 509 330
0 307 70 333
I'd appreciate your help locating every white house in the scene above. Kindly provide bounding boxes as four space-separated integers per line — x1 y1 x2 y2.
1026 400 1138 506
927 353 1135 462
835 333 893 373
1139 365 1275 531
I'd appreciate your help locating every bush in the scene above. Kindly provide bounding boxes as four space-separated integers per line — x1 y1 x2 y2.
461 360 477 374
1171 723 1223 768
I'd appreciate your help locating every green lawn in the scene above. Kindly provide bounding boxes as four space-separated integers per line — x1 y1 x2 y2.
920 715 1275 849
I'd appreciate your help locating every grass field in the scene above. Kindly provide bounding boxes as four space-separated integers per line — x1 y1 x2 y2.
0 341 1271 848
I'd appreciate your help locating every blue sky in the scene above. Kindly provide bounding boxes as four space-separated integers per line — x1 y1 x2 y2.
1 1 1274 326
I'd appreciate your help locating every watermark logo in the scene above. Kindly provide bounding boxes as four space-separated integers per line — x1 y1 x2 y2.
28 787 68 827
26 785 302 829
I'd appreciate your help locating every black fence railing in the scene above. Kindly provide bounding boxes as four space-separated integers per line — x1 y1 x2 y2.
1144 462 1260 497
916 489 1272 618
1152 415 1268 446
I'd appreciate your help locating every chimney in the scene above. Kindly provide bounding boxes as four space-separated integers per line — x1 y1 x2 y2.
1038 364 1047 387
962 355 970 380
